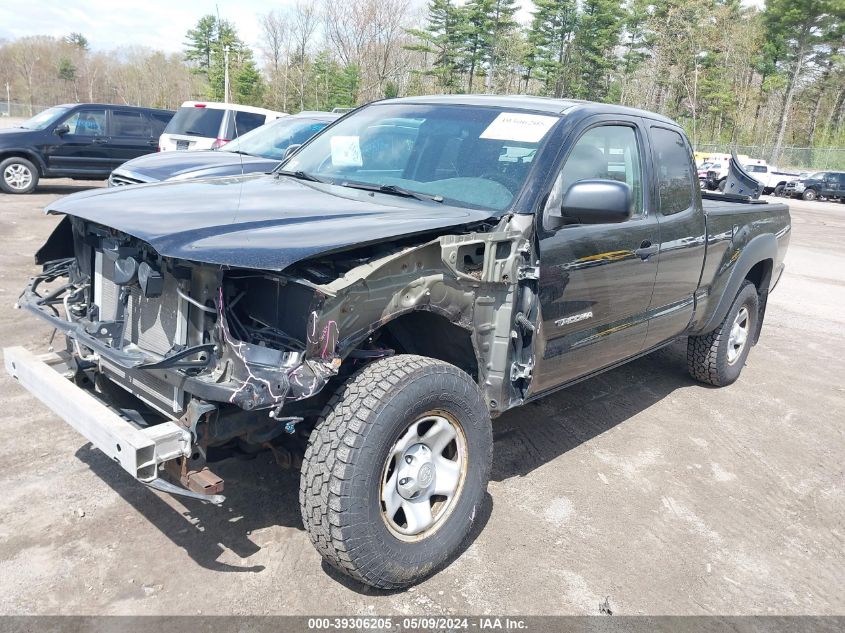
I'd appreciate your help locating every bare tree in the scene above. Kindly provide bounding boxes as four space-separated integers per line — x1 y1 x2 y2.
323 0 412 101
290 0 320 110
259 10 288 75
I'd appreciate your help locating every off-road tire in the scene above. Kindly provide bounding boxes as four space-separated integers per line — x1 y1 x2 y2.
0 156 39 194
802 188 818 201
773 184 784 197
718 178 727 192
687 281 759 386
299 354 492 589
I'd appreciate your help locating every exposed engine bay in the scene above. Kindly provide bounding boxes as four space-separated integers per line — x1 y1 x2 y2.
17 212 538 498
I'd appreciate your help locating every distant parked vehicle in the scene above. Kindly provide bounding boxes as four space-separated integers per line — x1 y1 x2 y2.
0 103 174 194
702 153 752 191
697 162 713 188
740 161 801 196
109 111 340 186
159 101 287 152
783 171 845 201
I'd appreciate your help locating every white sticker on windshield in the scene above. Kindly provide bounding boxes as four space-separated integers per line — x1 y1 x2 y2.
480 112 558 143
331 135 363 167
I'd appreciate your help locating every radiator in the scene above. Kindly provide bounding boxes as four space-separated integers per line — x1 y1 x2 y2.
94 251 188 356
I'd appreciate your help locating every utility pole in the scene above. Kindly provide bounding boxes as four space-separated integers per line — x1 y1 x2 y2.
223 45 230 103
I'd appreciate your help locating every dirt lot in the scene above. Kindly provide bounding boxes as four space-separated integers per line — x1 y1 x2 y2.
0 181 842 616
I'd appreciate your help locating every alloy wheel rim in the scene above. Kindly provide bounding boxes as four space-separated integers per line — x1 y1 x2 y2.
4 163 33 190
727 306 750 365
380 411 467 541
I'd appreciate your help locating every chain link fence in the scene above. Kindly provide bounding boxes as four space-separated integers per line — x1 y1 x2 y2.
0 101 55 119
696 143 845 172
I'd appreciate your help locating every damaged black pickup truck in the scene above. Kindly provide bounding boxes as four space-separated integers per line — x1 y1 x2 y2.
5 95 790 589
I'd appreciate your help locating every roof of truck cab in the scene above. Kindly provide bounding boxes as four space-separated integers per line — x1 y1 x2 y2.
379 94 678 124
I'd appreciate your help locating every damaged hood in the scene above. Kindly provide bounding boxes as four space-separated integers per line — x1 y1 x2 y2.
46 173 496 271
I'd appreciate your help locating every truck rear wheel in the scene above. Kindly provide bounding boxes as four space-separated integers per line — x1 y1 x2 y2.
299 354 492 589
687 281 759 386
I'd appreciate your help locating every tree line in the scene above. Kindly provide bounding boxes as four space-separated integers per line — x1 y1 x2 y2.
0 33 199 113
1 0 843 163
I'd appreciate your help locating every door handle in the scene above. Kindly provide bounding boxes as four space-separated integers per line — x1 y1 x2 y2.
635 240 658 260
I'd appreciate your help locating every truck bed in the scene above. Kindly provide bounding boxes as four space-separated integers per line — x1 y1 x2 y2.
701 191 789 216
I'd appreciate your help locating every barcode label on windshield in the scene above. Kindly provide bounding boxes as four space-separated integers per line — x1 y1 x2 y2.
480 112 558 143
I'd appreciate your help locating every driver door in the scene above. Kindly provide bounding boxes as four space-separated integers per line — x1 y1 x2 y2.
46 107 111 176
529 117 659 394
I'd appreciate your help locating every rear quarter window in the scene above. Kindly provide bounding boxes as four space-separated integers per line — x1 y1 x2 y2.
149 112 173 137
233 111 267 137
112 110 152 138
650 127 694 215
164 107 225 138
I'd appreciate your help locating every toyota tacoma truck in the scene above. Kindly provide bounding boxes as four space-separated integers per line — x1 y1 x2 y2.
5 95 790 590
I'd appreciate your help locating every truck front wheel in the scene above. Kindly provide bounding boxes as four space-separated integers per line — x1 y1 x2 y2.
802 188 818 201
687 281 759 386
299 354 492 589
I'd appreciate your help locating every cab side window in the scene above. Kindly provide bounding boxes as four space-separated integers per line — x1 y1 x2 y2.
651 127 694 215
546 124 643 223
62 109 106 136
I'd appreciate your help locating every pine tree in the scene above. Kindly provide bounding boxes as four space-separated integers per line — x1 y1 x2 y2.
234 57 263 104
406 0 466 92
485 0 520 87
460 0 492 92
65 32 89 51
571 0 623 100
764 0 845 162
525 0 579 97
619 0 651 105
184 15 217 82
185 16 263 105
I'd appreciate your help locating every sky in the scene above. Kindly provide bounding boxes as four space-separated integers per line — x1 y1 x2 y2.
0 0 766 57
0 0 286 53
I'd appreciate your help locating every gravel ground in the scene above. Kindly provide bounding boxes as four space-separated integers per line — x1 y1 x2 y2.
0 183 842 615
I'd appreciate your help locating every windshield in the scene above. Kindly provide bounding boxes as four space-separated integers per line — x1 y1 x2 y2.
20 106 70 130
807 172 825 180
282 103 561 211
223 117 331 160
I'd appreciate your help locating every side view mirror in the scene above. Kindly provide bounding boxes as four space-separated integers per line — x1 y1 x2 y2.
54 123 70 136
548 179 632 229
282 143 302 161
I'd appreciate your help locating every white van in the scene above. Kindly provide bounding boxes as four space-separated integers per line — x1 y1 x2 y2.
159 101 287 151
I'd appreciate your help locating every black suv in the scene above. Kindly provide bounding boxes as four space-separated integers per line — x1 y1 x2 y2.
0 103 174 194
783 170 845 201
